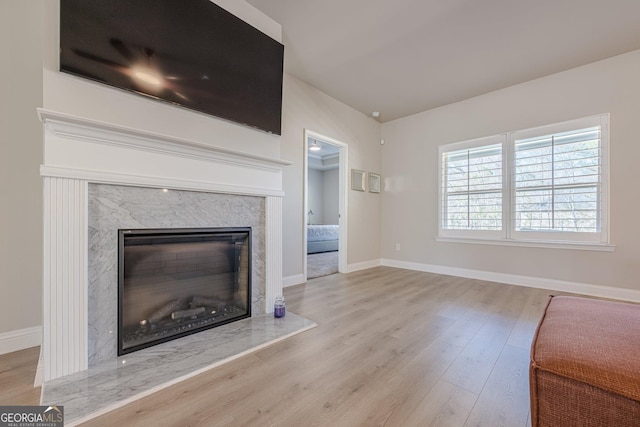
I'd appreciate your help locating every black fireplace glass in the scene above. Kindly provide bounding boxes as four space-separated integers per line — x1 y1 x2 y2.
118 227 251 355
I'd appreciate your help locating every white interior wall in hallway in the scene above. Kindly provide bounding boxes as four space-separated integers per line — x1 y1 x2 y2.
322 168 339 225
307 168 339 226
307 169 324 225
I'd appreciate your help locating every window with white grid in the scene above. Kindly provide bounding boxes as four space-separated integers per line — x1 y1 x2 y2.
438 114 609 246
440 135 505 239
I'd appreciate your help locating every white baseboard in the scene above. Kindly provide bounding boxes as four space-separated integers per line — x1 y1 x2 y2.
0 326 41 355
283 259 384 286
347 259 382 273
381 258 640 303
283 274 306 288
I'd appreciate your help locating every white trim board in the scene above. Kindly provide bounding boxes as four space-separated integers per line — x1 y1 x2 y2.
283 274 305 288
40 165 286 198
0 326 41 355
347 259 382 273
381 259 640 303
283 259 383 287
38 109 291 171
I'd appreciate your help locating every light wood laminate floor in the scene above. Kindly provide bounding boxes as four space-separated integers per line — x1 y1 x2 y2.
1 267 564 426
0 346 40 405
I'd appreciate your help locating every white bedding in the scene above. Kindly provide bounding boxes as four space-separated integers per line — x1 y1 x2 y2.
307 225 339 253
307 225 339 242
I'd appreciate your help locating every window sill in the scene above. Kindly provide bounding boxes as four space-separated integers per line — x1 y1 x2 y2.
435 236 615 252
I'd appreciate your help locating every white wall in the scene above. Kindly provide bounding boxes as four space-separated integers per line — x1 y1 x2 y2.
381 49 640 293
0 1 44 343
322 168 339 224
307 167 339 225
282 75 382 279
307 168 324 224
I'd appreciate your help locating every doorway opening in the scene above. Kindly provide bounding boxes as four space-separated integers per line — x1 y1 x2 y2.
304 130 347 280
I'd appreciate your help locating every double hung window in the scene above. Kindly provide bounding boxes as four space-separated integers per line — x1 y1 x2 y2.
440 135 504 239
439 114 609 247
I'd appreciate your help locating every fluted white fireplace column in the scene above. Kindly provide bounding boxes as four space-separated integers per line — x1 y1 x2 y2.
42 177 89 381
265 196 283 313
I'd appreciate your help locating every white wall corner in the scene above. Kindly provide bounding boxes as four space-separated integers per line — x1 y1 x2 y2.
381 259 640 303
0 326 41 356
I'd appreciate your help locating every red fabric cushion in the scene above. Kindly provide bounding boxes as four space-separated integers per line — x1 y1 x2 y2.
531 295 640 402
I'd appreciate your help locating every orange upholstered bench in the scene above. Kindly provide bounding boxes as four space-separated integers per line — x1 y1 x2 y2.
530 296 640 426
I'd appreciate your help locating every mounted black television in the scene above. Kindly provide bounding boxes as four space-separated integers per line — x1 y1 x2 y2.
60 0 284 135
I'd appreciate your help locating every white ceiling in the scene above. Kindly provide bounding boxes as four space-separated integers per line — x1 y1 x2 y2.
245 0 640 122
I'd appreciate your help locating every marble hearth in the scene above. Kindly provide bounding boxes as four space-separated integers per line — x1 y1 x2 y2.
39 109 292 382
42 313 316 426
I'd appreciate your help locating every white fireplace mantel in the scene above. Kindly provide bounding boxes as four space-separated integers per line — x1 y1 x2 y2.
38 108 291 196
39 109 290 382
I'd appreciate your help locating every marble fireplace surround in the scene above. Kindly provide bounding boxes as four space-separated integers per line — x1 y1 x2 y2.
39 109 291 382
88 184 265 366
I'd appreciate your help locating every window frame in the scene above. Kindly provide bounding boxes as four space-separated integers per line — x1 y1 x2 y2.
437 114 611 250
438 134 507 241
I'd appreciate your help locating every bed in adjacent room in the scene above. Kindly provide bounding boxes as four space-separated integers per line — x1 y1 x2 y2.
307 224 339 254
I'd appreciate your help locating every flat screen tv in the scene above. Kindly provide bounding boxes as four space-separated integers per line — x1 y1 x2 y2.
60 0 284 135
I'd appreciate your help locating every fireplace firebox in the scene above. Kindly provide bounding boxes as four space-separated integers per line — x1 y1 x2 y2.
118 227 251 355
